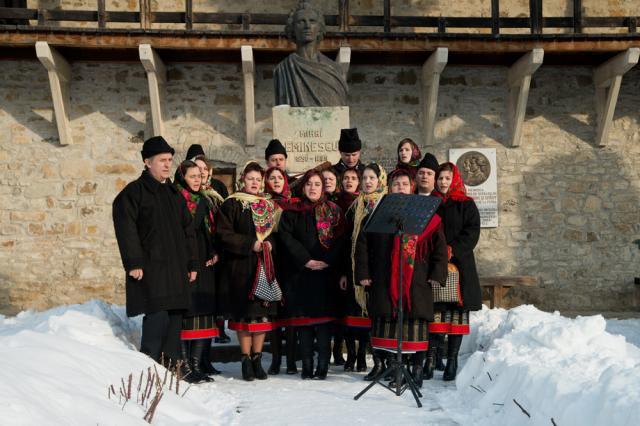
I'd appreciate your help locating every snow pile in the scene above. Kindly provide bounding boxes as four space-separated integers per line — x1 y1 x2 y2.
0 300 237 425
441 305 640 426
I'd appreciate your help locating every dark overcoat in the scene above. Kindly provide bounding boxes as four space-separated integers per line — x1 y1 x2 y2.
112 170 197 317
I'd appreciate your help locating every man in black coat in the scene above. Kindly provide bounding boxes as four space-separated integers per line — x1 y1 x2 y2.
333 128 365 176
113 136 198 364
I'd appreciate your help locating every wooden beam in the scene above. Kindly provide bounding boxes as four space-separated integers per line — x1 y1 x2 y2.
338 0 350 32
506 48 543 147
336 46 351 80
241 45 256 147
35 41 73 146
139 44 166 137
491 0 500 35
594 48 639 146
573 0 583 33
421 47 448 146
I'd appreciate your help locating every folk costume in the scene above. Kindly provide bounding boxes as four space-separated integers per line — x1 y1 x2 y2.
278 171 346 379
427 162 481 381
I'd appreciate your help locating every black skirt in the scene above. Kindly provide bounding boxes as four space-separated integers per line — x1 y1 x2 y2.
370 316 429 353
181 314 219 340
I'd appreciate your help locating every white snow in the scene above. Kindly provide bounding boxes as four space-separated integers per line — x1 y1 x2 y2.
0 301 638 425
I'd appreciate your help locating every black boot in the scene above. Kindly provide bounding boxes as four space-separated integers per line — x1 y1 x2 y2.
190 339 213 382
241 354 255 381
200 338 221 376
314 324 331 380
343 332 356 372
423 334 440 380
356 332 368 372
411 352 425 388
364 349 385 381
332 325 345 365
435 334 446 371
252 352 268 380
299 327 314 379
285 327 298 374
215 320 231 344
301 358 314 379
443 334 463 381
268 328 282 375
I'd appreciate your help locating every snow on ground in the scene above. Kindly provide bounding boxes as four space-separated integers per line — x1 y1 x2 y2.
0 301 639 425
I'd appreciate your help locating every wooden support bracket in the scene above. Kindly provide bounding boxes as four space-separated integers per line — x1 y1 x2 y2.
507 48 544 147
336 46 351 80
421 47 448 146
139 44 167 138
594 48 639 146
35 41 73 145
241 45 256 147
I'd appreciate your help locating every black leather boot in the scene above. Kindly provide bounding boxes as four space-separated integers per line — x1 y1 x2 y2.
332 325 345 365
443 334 462 381
301 358 314 379
241 354 255 381
252 352 268 380
411 352 425 388
435 334 446 371
364 350 385 381
423 334 440 380
314 324 331 380
215 320 231 344
200 338 221 376
268 328 282 375
285 327 298 374
190 339 213 382
343 333 356 372
356 332 368 372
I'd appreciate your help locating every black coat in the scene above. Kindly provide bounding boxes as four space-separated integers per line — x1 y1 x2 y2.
211 178 229 199
180 195 218 317
216 198 277 319
278 208 345 319
112 170 198 317
354 223 448 321
333 160 365 177
439 199 482 311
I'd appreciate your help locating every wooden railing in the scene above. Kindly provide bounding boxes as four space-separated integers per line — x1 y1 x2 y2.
0 0 638 35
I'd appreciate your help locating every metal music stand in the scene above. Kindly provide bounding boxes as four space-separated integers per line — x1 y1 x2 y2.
353 193 441 408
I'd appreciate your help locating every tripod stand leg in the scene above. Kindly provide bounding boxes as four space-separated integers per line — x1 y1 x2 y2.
401 367 423 408
354 362 396 400
402 365 423 398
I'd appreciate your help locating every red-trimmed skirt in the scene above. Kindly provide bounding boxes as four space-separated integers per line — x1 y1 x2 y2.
370 317 429 353
277 316 335 327
229 316 274 333
181 315 219 340
341 316 372 329
428 304 470 335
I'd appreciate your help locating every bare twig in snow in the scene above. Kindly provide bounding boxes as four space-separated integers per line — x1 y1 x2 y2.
513 399 531 418
470 385 486 394
551 418 558 426
487 371 493 381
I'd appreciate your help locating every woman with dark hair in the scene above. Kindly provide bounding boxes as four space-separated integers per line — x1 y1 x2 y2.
396 138 422 178
278 170 346 379
263 167 301 376
174 160 222 383
343 163 387 377
355 168 448 387
427 162 481 381
216 162 279 381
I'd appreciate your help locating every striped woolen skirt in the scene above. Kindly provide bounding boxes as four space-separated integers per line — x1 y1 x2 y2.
370 316 429 353
428 303 470 335
181 314 219 340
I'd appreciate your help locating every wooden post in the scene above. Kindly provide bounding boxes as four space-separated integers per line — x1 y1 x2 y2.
573 0 583 33
140 0 151 30
507 48 544 147
36 42 73 145
383 0 390 33
185 0 193 30
529 0 542 34
338 0 350 32
336 46 351 80
139 44 167 137
98 0 106 29
491 0 500 36
593 48 639 146
241 45 256 147
421 47 448 147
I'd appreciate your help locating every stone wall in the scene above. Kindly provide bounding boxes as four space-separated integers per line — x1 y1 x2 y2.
1 57 639 315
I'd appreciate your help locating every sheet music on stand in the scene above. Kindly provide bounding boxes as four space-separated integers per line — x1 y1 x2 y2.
363 193 441 236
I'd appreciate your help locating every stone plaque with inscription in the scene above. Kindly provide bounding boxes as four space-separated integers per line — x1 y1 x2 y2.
449 148 498 228
272 105 350 173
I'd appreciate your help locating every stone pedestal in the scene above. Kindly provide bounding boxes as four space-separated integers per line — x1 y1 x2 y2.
272 105 349 173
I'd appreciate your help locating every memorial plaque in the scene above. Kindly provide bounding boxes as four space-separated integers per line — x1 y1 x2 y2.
449 148 498 228
272 105 350 173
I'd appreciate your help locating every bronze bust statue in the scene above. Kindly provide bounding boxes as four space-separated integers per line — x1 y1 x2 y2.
274 1 348 107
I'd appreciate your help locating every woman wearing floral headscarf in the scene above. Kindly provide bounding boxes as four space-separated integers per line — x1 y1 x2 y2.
395 138 422 178
342 163 387 378
278 170 346 380
216 162 279 381
427 162 481 382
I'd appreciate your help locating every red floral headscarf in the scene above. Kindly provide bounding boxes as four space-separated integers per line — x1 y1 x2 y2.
265 167 292 200
435 162 473 203
396 138 422 168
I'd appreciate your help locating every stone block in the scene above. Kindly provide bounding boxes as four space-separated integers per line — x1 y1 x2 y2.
78 182 98 195
95 164 136 174
10 211 46 222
